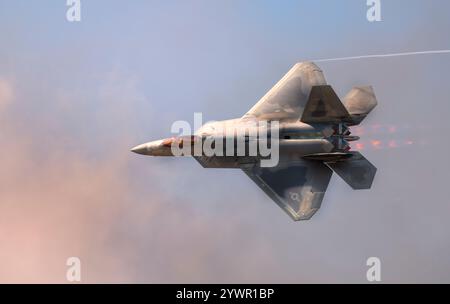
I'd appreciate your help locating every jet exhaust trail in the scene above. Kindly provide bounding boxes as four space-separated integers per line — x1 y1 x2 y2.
312 50 450 63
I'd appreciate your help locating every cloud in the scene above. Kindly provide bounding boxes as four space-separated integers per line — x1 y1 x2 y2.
2 1 450 284
0 131 132 282
0 78 13 111
0 71 148 282
0 127 279 283
0 70 278 283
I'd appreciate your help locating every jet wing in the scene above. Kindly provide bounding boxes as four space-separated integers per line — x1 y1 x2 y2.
243 62 327 121
241 159 333 221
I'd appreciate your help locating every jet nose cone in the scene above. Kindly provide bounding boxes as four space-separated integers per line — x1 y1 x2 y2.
131 144 148 155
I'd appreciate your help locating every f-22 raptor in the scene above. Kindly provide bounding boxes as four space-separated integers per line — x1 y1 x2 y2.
132 62 377 221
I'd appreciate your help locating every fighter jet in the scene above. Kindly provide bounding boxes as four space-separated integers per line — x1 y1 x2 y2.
131 62 377 221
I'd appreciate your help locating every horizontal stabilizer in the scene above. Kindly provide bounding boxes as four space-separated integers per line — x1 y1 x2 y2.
301 85 352 124
343 86 378 125
325 152 377 190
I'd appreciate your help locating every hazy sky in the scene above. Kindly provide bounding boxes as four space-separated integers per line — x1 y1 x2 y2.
0 0 449 283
